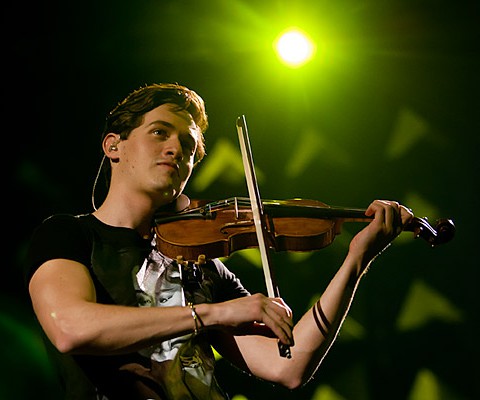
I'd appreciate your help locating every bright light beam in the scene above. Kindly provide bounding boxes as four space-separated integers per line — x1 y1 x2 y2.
274 28 316 68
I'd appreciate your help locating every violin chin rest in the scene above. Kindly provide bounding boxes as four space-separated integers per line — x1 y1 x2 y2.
174 194 191 212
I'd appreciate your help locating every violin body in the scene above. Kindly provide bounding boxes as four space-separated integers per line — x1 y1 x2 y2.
154 197 455 261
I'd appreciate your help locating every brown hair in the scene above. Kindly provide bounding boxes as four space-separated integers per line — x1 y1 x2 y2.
102 83 208 177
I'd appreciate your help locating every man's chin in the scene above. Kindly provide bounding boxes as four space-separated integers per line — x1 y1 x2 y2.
157 186 183 203
153 179 185 203
159 190 176 202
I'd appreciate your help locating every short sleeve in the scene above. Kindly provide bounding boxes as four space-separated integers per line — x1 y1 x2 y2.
25 214 92 284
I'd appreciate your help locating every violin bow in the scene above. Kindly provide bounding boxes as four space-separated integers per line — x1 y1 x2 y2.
236 115 292 358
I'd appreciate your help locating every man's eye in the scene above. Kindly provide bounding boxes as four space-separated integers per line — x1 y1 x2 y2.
153 129 169 137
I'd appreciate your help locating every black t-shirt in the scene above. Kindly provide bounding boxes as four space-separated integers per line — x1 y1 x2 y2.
25 213 249 399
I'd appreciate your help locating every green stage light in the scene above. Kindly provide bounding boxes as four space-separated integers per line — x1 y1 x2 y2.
274 27 316 68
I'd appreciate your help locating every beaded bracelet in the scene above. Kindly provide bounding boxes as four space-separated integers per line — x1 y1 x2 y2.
187 302 203 335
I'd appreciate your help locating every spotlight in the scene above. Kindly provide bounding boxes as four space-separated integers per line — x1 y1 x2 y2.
274 27 316 68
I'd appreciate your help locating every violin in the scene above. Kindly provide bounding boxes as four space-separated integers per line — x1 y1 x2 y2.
154 196 456 262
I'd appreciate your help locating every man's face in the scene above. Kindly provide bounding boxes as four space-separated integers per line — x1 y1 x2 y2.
115 103 200 204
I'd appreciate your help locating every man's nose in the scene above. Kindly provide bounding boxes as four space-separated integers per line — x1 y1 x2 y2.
164 135 183 160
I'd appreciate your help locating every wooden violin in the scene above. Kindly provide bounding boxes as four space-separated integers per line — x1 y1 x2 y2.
154 196 455 262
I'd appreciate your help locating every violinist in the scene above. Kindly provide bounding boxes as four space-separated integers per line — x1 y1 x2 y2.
25 83 414 399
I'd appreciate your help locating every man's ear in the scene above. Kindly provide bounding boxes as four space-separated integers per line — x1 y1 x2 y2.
104 134 121 159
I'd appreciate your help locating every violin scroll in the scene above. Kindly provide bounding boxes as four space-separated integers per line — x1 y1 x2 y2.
407 217 455 247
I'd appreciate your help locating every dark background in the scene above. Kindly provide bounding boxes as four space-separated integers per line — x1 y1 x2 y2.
4 0 479 399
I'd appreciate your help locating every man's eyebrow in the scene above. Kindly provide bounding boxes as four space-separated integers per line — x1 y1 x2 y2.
147 119 199 138
147 120 175 128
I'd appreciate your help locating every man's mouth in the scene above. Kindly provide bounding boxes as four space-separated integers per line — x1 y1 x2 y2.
158 162 179 174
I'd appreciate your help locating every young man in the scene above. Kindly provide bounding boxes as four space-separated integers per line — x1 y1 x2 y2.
26 83 413 399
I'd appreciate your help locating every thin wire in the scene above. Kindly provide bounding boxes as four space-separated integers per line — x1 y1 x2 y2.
91 155 107 211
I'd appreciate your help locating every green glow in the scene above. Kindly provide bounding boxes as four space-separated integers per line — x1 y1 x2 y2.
397 279 463 331
274 27 316 68
409 369 440 400
231 395 249 400
338 316 367 340
312 384 346 400
191 138 264 192
386 108 429 160
236 248 263 268
285 127 352 179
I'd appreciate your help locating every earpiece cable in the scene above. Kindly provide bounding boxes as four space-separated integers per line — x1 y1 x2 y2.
91 155 106 211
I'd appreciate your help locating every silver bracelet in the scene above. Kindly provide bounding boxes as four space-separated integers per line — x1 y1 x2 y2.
187 302 203 335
